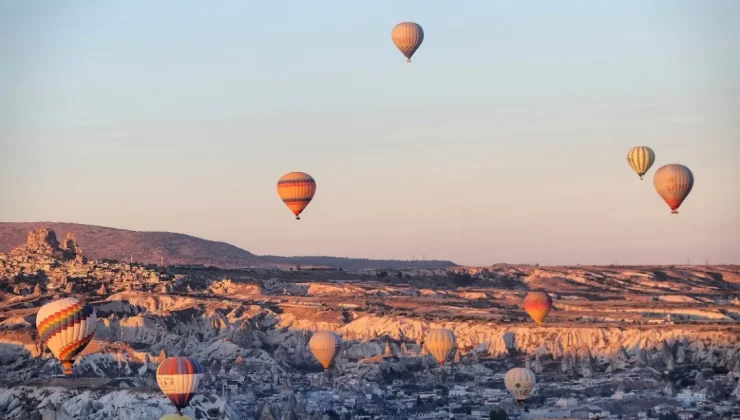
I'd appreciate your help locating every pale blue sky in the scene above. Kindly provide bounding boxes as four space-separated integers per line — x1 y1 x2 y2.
1 1 738 265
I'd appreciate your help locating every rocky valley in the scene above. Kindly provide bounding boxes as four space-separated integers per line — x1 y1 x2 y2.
0 227 738 419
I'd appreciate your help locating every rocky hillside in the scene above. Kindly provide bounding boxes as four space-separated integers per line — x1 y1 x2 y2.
0 222 456 270
1 232 739 419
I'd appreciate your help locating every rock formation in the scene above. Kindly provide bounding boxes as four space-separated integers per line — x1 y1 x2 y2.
258 402 278 420
533 353 544 374
733 380 740 399
63 232 86 263
12 227 63 256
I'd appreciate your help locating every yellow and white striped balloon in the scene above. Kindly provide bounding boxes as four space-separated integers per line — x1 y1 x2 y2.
36 297 97 375
653 164 694 214
505 367 536 402
424 328 456 365
309 331 341 370
627 146 655 180
391 22 424 62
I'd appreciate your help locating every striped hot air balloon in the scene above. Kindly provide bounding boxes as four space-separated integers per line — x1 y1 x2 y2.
391 22 424 62
627 146 656 180
309 331 341 370
653 164 694 214
277 172 316 220
424 328 456 365
524 291 553 326
505 367 536 404
36 297 97 375
156 356 204 415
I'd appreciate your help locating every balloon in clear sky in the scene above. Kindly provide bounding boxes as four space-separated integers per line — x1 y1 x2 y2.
653 164 694 214
524 291 553 326
36 297 97 375
627 146 656 180
424 328 456 365
156 356 204 415
277 172 316 220
309 331 341 370
505 367 537 403
391 22 424 63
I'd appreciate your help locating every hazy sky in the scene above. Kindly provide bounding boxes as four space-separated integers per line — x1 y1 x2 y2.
1 1 738 266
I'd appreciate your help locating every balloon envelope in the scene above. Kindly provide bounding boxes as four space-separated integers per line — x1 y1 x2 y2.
653 164 694 214
424 328 456 365
391 22 424 62
524 292 553 326
277 172 316 220
505 367 536 402
309 331 341 370
157 357 204 413
36 297 97 375
627 146 655 180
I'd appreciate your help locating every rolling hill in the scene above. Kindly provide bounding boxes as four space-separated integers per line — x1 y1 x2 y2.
0 222 456 270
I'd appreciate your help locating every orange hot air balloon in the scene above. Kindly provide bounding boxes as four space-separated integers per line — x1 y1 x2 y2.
524 292 553 326
277 172 316 220
653 164 694 214
309 331 341 370
424 328 456 365
391 22 424 62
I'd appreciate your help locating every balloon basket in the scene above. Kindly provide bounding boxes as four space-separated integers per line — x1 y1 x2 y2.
61 360 75 376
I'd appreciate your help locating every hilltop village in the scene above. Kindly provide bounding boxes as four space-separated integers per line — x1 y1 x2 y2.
0 228 739 419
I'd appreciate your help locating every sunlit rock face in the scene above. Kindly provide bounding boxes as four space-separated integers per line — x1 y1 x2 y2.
0 230 739 418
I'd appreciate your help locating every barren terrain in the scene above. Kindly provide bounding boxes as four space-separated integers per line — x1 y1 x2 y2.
0 228 738 419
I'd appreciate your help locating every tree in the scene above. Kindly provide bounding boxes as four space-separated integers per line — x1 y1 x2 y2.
452 272 475 287
489 409 508 420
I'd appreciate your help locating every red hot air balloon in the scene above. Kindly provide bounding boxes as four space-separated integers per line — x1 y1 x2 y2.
156 356 204 415
524 292 553 326
653 164 694 214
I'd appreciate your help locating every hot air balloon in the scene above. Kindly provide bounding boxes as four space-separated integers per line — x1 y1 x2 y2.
627 146 655 180
653 164 694 214
524 291 553 326
277 172 316 220
309 331 341 370
36 297 97 375
424 328 456 365
505 367 536 404
391 22 424 62
156 356 204 415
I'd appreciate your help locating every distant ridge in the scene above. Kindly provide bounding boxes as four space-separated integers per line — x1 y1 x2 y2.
261 255 455 271
0 222 457 271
